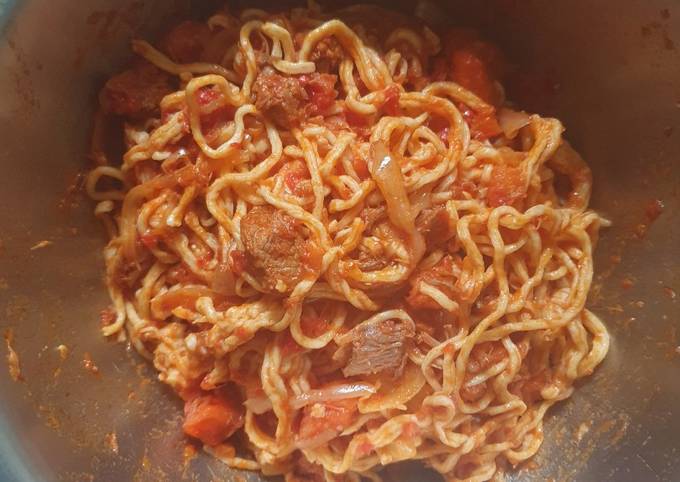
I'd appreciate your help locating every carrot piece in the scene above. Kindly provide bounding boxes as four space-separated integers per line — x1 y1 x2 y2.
183 393 244 446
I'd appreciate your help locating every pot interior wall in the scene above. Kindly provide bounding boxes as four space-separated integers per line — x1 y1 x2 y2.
0 1 678 481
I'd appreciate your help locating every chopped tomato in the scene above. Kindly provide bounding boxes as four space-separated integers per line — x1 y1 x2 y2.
356 440 374 457
352 154 369 179
280 331 303 356
436 29 506 106
451 48 498 104
460 105 502 141
200 104 237 137
196 86 220 106
140 232 160 250
229 249 247 276
280 160 311 197
299 73 338 116
486 164 526 207
298 399 357 445
451 179 477 199
196 252 212 269
344 108 371 139
300 312 331 338
234 326 250 340
189 85 236 137
183 392 244 446
427 115 450 145
381 84 401 116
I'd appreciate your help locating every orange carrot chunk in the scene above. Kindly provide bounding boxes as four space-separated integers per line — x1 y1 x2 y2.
183 393 244 446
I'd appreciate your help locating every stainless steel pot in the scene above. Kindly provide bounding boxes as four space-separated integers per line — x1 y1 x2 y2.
1 1 678 480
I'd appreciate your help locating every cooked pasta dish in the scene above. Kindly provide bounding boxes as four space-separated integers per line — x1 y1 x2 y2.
87 3 610 481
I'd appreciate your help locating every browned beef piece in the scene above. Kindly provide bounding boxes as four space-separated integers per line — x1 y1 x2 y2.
360 206 386 232
253 70 308 128
342 319 414 377
240 205 320 294
415 205 455 248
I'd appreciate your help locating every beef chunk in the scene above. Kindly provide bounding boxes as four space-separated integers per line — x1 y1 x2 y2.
415 205 455 248
240 205 320 293
342 318 414 377
253 70 308 128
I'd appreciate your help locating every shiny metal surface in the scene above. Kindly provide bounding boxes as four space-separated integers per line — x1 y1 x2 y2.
0 1 678 481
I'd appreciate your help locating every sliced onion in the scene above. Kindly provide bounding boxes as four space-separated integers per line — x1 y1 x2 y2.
243 382 376 415
291 382 376 409
369 141 426 269
369 141 414 234
498 108 530 139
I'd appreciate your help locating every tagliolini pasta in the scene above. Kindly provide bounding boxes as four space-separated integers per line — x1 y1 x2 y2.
87 3 609 481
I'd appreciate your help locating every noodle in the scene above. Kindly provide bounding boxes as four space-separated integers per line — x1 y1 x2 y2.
88 3 610 481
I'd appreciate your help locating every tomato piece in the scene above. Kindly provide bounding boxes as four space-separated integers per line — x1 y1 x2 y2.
183 392 244 446
351 153 369 179
196 86 220 106
437 28 506 106
344 109 371 139
356 440 374 457
300 312 331 338
229 249 247 276
451 48 498 105
298 399 357 444
280 160 311 197
299 73 338 116
427 115 450 145
460 105 502 141
381 84 401 116
280 331 304 356
140 232 160 250
486 164 526 207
